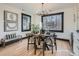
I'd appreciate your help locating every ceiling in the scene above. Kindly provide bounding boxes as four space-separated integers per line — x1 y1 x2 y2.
4 3 75 14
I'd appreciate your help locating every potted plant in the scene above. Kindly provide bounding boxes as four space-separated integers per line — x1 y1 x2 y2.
31 24 40 34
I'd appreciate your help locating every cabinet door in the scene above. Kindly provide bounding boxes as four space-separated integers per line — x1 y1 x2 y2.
73 33 79 55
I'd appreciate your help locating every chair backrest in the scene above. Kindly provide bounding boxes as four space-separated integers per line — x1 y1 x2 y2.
53 33 57 38
40 29 45 34
46 31 50 35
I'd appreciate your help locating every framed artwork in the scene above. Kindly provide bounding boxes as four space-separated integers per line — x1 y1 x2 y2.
21 13 31 32
4 11 18 32
41 12 64 32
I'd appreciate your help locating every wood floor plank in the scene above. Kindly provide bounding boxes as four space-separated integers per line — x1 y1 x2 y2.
0 39 72 56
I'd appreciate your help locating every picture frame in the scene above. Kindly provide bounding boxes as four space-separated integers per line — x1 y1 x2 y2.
4 10 18 32
21 13 31 32
41 12 64 32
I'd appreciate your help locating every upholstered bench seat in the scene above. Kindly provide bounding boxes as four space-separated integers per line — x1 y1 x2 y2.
4 38 18 42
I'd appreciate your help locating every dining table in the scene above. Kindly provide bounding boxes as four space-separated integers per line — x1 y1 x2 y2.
33 33 54 56
26 32 57 56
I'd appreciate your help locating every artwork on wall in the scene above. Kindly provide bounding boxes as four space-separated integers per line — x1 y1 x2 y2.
42 12 64 32
4 11 18 32
21 13 31 32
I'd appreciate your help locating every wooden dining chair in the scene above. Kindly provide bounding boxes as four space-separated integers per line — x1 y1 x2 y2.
33 31 57 56
53 33 57 50
44 32 54 54
34 31 54 56
26 33 34 50
44 32 57 55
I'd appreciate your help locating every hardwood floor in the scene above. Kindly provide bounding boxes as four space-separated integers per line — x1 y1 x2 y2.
0 38 72 56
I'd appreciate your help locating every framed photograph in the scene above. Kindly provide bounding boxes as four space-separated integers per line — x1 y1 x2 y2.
42 12 64 32
4 11 18 32
21 13 31 32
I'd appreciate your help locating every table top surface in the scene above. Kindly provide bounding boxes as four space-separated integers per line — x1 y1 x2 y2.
26 33 57 38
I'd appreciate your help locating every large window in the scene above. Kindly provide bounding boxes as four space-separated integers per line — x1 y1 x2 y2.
41 12 64 32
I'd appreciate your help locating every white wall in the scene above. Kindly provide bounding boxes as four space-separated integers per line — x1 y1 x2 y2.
52 7 75 40
0 4 33 39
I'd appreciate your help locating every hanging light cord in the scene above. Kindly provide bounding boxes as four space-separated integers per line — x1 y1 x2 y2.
42 3 44 14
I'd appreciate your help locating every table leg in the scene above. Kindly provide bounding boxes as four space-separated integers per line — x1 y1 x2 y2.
54 39 57 50
34 38 36 55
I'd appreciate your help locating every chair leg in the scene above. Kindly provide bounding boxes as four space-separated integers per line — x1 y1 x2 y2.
43 42 45 56
27 37 30 50
34 45 37 55
55 43 57 50
54 41 57 50
49 38 53 54
52 45 53 54
46 43 49 50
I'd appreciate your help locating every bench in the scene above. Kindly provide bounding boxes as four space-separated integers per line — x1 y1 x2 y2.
1 33 22 47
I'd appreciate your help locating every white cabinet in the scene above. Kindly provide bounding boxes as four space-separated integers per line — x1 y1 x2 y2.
73 33 79 55
72 4 79 56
